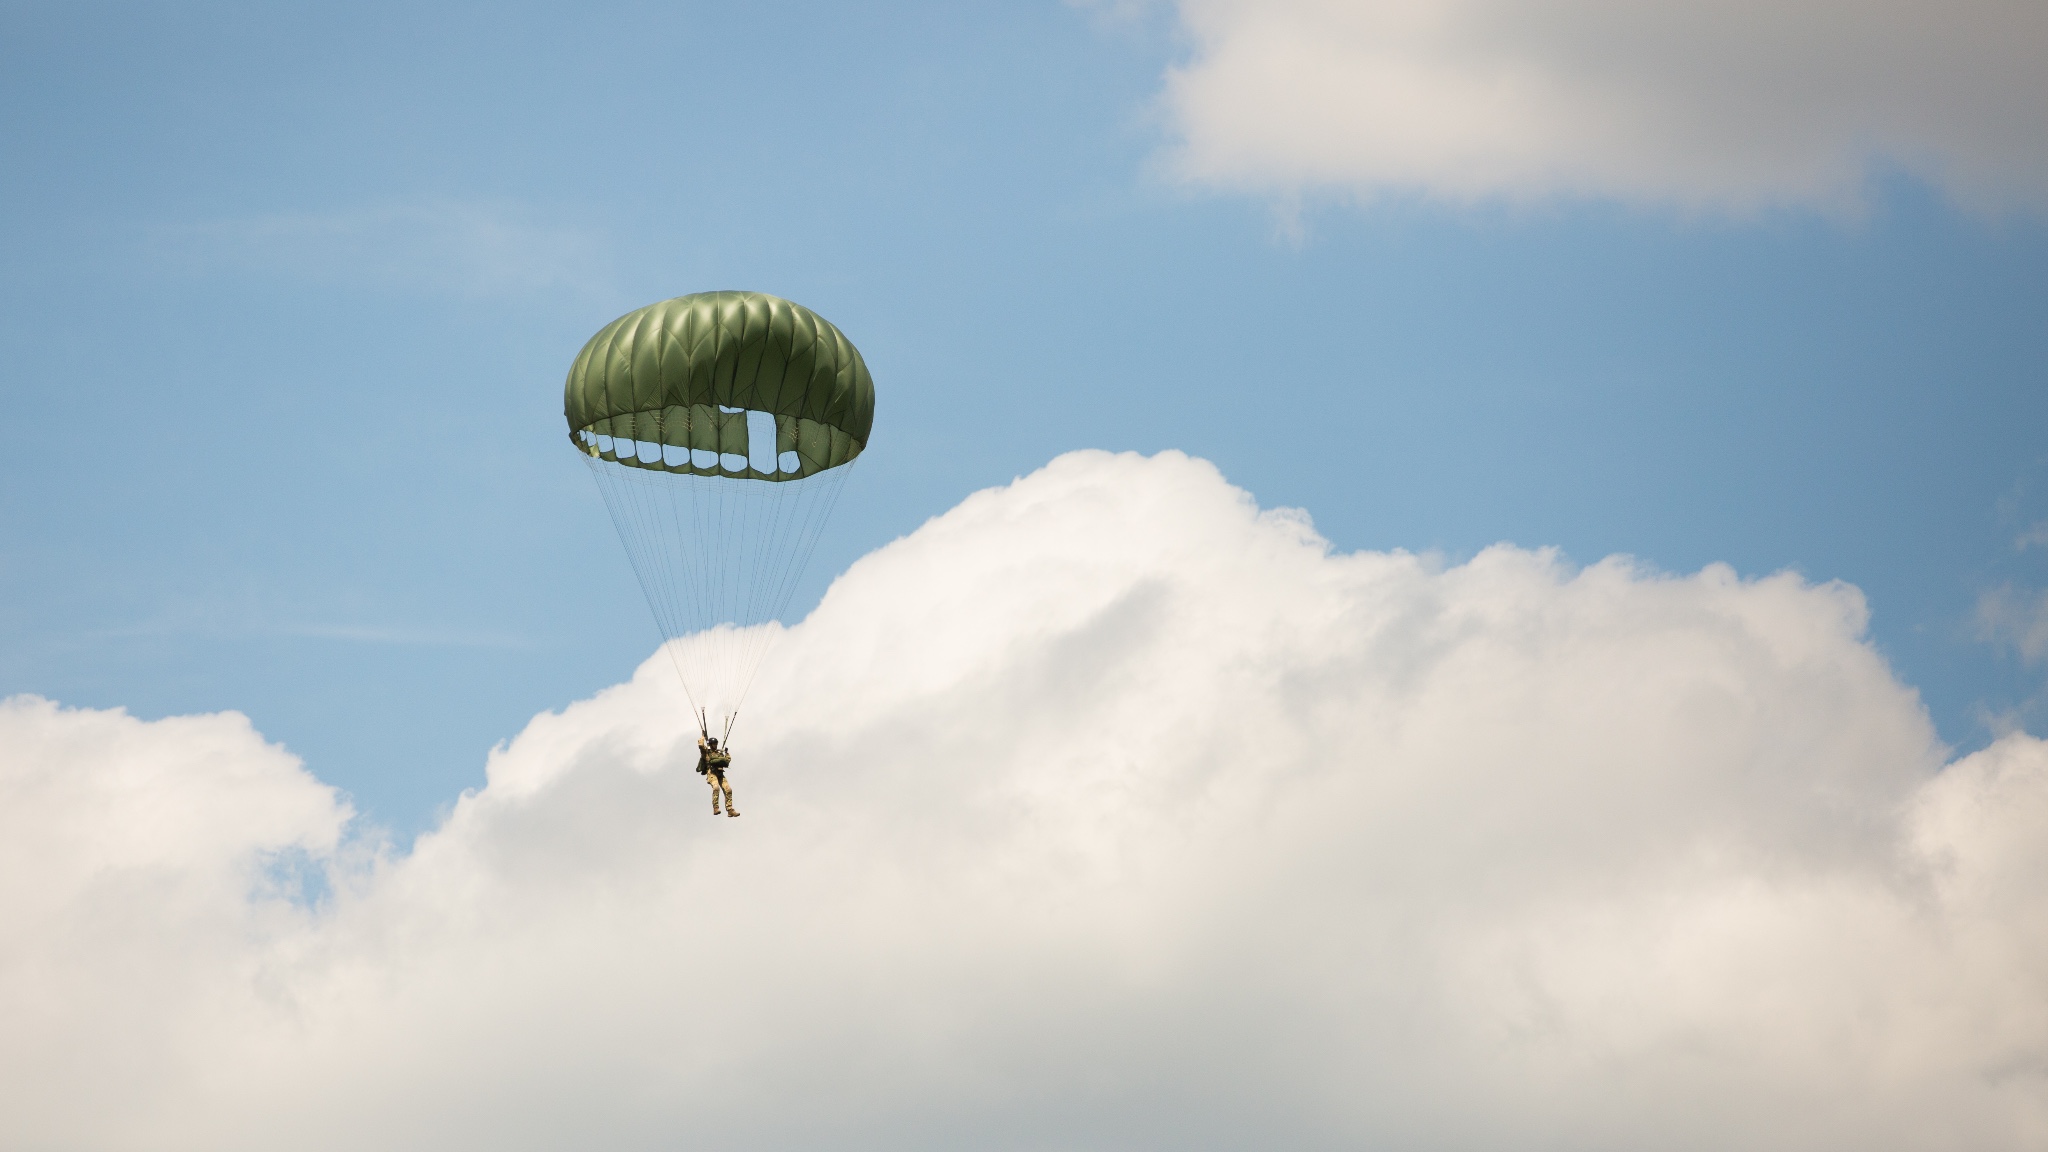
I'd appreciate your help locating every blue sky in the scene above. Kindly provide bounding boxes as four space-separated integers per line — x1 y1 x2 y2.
5 0 2046 839
7 6 2048 1145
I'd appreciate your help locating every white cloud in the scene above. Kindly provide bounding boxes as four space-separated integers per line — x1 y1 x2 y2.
0 697 349 1149
5 449 2047 1149
1979 584 2048 664
1151 0 2048 212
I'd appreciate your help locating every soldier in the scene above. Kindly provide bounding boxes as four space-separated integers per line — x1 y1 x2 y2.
697 736 738 817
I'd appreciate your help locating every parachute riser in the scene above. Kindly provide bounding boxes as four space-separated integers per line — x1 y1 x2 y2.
692 706 737 751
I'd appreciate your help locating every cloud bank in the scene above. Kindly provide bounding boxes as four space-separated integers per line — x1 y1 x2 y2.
5 450 2047 1150
1153 0 2048 212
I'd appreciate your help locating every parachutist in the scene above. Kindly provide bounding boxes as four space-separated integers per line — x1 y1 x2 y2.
569 293 874 784
697 736 737 817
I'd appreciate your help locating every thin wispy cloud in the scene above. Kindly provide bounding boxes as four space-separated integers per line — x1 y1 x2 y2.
150 200 612 296
275 622 530 649
86 612 528 650
1979 584 2048 665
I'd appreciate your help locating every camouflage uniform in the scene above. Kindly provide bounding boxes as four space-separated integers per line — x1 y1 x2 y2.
697 741 737 817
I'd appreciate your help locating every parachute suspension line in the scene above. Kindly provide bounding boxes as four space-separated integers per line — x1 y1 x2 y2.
722 458 824 728
731 465 802 719
708 460 740 725
772 460 855 631
649 461 705 712
582 434 856 746
656 454 711 705
627 456 697 711
731 462 800 716
729 458 857 720
631 461 702 712
583 451 702 721
731 470 799 717
632 459 694 705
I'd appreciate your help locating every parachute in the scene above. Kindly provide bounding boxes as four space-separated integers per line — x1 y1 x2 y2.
566 291 876 741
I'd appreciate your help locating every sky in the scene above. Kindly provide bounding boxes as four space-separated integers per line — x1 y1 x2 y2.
3 1 2048 1147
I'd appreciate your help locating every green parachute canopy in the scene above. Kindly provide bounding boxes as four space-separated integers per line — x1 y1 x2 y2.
565 291 875 480
567 291 876 741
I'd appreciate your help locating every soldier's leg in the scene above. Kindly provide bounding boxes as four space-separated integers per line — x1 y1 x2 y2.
721 772 738 817
709 771 723 814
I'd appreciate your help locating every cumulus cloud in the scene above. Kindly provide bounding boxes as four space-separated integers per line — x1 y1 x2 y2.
1150 0 2048 211
0 698 349 1149
5 450 2047 1150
